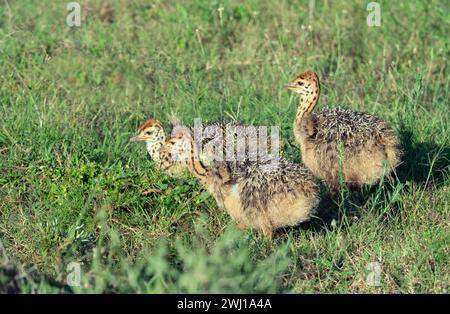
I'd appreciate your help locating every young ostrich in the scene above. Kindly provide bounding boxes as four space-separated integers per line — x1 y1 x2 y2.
286 70 401 192
130 118 279 174
130 118 188 176
158 127 320 238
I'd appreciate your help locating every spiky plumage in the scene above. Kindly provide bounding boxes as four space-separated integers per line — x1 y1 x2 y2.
235 158 318 214
308 107 400 150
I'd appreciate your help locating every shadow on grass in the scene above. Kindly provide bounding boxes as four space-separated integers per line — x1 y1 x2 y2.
275 177 408 238
0 263 73 294
397 129 449 188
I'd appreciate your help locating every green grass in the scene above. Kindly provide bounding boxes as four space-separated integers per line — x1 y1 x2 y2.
0 0 449 293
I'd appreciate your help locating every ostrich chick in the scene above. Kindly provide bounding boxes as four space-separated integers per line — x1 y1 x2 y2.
130 118 187 176
159 127 320 238
287 70 401 192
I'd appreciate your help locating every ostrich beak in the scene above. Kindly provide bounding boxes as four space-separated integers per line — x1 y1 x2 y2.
285 82 298 90
130 135 146 142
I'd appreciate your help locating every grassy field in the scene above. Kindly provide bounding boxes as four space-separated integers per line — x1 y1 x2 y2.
0 0 448 293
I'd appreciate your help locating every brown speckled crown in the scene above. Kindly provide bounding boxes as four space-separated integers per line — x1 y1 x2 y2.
138 119 163 131
295 70 319 82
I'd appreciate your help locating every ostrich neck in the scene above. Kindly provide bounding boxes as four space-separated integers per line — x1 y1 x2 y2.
188 139 207 178
294 84 320 126
146 136 166 163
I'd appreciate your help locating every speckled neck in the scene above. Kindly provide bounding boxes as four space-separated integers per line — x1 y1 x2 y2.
187 137 207 177
145 131 166 163
295 79 320 125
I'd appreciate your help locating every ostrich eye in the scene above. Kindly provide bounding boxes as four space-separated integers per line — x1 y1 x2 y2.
146 130 154 135
298 82 304 86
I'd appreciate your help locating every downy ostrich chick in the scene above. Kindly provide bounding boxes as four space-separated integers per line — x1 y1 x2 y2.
158 126 320 238
130 118 280 174
286 70 401 192
130 118 188 176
